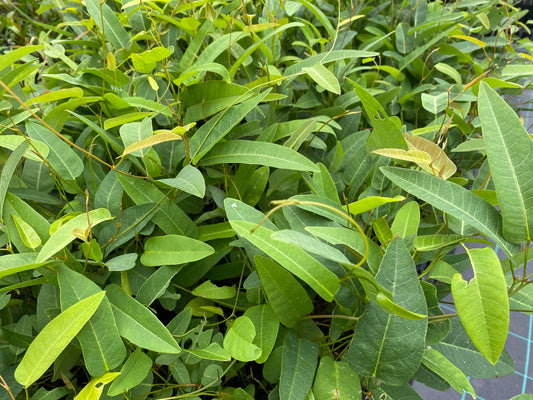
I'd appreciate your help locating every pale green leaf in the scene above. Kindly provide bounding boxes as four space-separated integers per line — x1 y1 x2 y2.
140 235 214 266
255 256 313 328
0 253 46 279
404 134 457 179
120 133 182 158
381 167 520 258
15 292 105 387
0 135 49 161
478 81 533 243
12 215 41 249
0 45 44 72
414 234 466 251
104 112 154 130
302 63 341 94
24 88 83 105
200 140 319 172
435 63 462 85
391 201 420 239
223 316 261 362
36 209 112 263
422 348 476 398
451 247 509 364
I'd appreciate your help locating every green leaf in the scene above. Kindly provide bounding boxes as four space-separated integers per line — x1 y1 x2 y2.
342 195 405 216
243 304 279 363
140 235 214 266
478 81 533 243
350 81 407 152
14 292 105 387
312 356 361 400
189 90 271 163
280 330 318 400
390 201 420 239
302 63 341 94
157 165 206 198
36 209 112 263
107 349 152 396
105 254 138 271
229 221 340 301
435 63 462 85
192 280 236 299
0 253 46 279
422 348 476 398
117 174 197 237
200 140 319 172
223 316 262 362
135 265 181 306
414 234 466 251
0 141 29 221
347 238 427 386
75 373 120 400
421 92 449 114
0 45 43 72
57 265 126 377
106 284 181 353
185 343 231 361
84 0 130 50
381 167 520 258
433 319 514 378
26 122 83 180
451 247 509 364
255 256 313 328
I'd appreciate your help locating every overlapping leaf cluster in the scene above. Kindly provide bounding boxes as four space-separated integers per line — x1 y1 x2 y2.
0 0 532 399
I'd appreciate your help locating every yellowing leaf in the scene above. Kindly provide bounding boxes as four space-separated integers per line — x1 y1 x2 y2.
12 215 41 249
372 148 432 164
120 133 183 158
74 372 120 400
451 34 486 48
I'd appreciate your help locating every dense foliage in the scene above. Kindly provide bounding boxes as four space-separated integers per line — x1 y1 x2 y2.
1 0 533 399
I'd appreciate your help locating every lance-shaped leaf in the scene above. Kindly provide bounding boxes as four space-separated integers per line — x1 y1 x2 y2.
243 304 279 363
120 132 183 158
0 135 49 161
341 195 405 216
280 330 318 400
347 238 427 385
229 220 339 301
255 256 313 328
451 247 509 364
189 90 271 163
422 348 476 398
0 253 47 279
302 63 341 94
107 349 152 396
200 140 319 172
36 209 112 263
57 265 126 377
140 235 214 266
381 167 520 258
106 284 181 354
74 372 120 400
478 81 533 243
157 165 205 198
349 81 407 152
312 356 361 400
15 292 105 387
